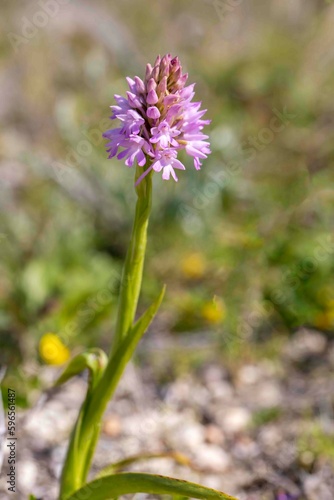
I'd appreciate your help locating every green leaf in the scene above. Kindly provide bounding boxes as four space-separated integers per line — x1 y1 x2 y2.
102 285 166 384
66 472 237 500
55 348 108 390
95 451 193 478
58 349 108 496
129 283 166 346
60 286 166 497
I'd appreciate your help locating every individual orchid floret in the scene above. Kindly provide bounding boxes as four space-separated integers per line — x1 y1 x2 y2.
150 121 181 148
152 149 186 181
135 148 186 185
103 54 211 182
116 136 151 167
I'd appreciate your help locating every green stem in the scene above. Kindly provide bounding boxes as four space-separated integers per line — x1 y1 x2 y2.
59 168 152 499
112 167 152 353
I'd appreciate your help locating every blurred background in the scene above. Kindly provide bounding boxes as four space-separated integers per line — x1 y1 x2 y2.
1 0 334 498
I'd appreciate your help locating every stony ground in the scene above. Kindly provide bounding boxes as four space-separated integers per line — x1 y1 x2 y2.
1 328 334 500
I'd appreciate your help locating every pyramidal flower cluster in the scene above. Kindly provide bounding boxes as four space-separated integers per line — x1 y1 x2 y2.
103 54 211 183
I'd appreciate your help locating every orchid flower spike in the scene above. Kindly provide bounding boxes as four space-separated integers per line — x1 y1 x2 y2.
103 54 211 184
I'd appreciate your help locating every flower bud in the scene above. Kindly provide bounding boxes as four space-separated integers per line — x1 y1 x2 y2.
157 76 167 95
170 56 180 73
151 65 160 82
168 68 182 88
153 54 161 67
147 78 157 92
174 73 188 90
160 54 171 79
145 63 153 82
126 91 142 108
147 89 159 105
147 106 161 119
134 76 145 94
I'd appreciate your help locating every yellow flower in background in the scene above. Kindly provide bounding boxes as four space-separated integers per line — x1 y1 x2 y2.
314 299 334 330
201 296 226 324
181 252 207 279
326 299 334 312
39 333 70 365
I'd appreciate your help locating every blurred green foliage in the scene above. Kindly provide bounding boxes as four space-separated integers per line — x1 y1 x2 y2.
299 423 334 467
1 1 334 401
